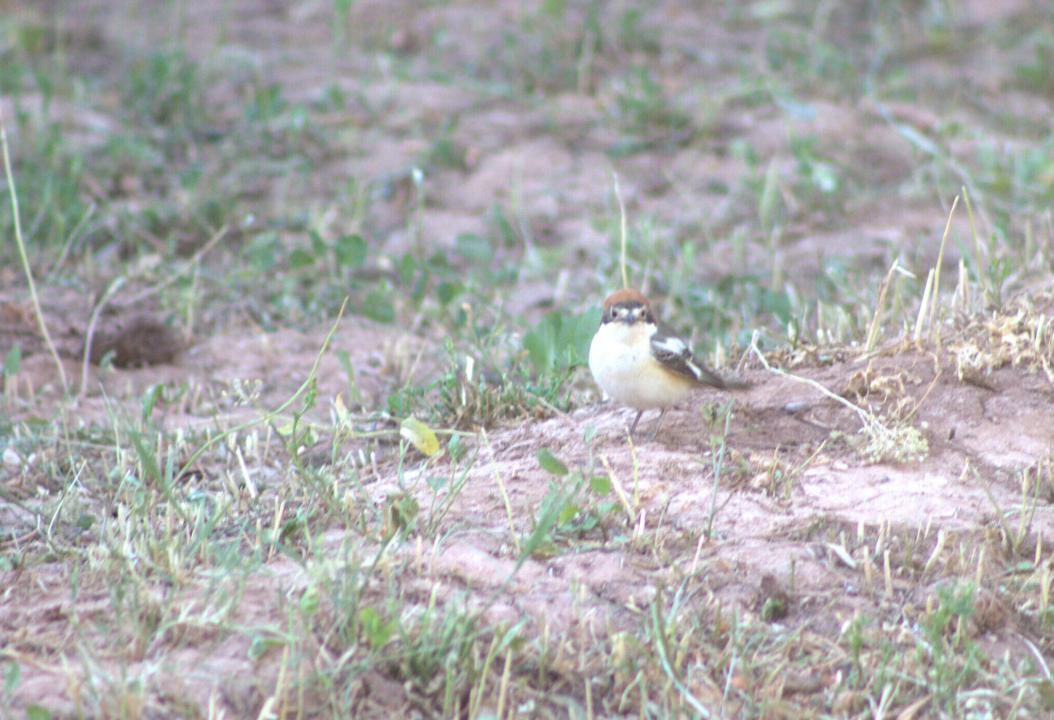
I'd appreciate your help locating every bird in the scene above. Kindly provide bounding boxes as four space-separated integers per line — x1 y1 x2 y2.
588 288 746 440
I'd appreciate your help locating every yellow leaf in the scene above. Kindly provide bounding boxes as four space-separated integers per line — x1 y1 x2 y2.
400 417 439 456
333 393 349 423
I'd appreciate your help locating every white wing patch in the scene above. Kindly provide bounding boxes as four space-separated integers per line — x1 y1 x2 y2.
652 335 691 357
652 334 705 381
650 327 725 387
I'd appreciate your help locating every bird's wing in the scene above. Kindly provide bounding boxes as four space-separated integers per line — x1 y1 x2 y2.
650 323 727 388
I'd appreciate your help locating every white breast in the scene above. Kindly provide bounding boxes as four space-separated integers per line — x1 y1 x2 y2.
588 322 694 410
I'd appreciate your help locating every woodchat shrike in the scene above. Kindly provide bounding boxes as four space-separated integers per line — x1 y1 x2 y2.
588 289 746 439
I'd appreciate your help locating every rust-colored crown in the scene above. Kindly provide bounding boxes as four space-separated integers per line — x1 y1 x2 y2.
602 288 650 309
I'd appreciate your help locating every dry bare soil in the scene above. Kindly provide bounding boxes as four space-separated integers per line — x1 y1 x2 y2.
2 1 1054 718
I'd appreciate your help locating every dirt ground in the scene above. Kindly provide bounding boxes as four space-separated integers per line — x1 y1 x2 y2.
2 0 1054 718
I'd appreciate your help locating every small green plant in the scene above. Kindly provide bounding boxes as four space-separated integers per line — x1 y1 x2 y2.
2 344 20 387
1014 33 1054 95
288 231 367 276
918 582 983 711
790 135 841 207
360 606 396 653
331 0 358 48
125 49 203 128
617 8 660 55
522 307 599 379
530 447 622 551
844 613 872 689
387 305 597 430
393 590 484 713
612 65 690 138
1 115 89 260
422 434 477 537
704 402 735 540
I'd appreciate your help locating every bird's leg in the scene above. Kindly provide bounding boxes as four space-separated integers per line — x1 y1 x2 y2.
628 409 645 438
643 409 668 441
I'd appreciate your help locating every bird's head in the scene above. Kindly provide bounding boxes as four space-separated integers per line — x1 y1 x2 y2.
601 289 655 325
